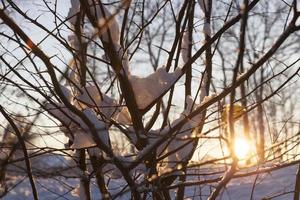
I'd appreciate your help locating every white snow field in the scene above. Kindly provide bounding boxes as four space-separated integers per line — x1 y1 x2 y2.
2 157 298 200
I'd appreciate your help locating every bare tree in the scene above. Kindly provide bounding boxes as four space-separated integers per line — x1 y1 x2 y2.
0 0 300 199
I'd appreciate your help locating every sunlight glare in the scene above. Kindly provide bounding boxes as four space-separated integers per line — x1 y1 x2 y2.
234 137 251 160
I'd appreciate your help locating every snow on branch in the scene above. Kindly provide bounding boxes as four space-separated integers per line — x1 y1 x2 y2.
203 22 211 36
197 0 209 13
76 85 132 125
45 85 111 149
67 0 80 26
129 67 182 110
157 95 202 173
131 70 210 170
68 0 120 43
181 31 190 64
197 0 211 36
72 1 182 111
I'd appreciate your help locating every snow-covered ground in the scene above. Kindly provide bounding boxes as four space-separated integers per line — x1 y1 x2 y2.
184 165 297 200
2 159 298 200
221 166 296 200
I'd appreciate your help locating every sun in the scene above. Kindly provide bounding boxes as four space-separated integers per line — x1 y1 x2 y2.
233 137 251 160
